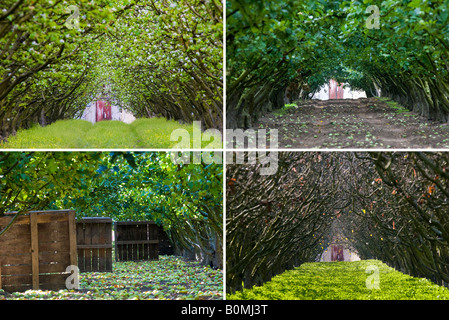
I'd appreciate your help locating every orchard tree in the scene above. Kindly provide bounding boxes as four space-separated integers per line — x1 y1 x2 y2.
226 0 449 128
226 152 346 291
226 151 449 292
0 151 223 268
67 151 224 268
0 0 223 140
0 151 101 235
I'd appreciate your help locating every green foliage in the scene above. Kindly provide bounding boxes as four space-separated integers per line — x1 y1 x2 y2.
69 152 223 265
0 152 100 217
376 97 416 116
0 119 222 149
272 103 297 116
71 152 222 220
228 260 449 300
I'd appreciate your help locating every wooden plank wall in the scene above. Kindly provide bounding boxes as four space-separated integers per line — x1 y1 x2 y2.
115 221 159 261
76 217 113 272
0 210 77 293
157 226 174 255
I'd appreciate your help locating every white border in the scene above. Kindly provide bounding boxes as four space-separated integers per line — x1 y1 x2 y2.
222 0 227 300
4 0 448 302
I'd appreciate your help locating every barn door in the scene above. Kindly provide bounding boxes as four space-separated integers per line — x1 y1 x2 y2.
329 79 344 99
331 245 344 261
336 84 344 99
96 101 112 122
103 101 112 120
96 101 104 122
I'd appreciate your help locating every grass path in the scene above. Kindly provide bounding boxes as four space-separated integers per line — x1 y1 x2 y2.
254 97 449 149
0 118 222 149
1 256 223 300
227 260 449 300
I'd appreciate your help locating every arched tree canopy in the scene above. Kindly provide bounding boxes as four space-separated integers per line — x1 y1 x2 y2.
226 152 449 292
226 0 449 128
0 0 223 139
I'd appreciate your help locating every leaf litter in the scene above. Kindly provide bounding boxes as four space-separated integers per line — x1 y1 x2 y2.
2 256 222 300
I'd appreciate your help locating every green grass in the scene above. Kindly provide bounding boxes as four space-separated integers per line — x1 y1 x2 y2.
0 118 222 149
227 260 449 300
273 103 298 116
376 97 417 116
1 256 222 300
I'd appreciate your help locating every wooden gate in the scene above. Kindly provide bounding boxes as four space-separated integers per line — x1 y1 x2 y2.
115 221 159 261
76 217 113 272
0 210 77 292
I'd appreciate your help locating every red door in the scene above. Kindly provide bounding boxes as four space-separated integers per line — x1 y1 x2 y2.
96 100 112 122
96 101 104 122
336 84 344 99
103 101 112 120
331 245 344 261
329 79 344 99
329 79 337 99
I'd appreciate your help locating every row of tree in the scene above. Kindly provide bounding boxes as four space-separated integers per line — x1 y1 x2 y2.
226 152 449 292
0 151 223 268
0 0 223 140
340 152 449 286
226 0 449 128
226 152 344 291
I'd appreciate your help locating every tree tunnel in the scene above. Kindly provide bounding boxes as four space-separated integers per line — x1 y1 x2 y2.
226 0 449 129
0 0 223 141
226 152 449 292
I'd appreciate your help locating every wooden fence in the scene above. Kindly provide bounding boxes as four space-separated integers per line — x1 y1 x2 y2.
0 210 77 292
76 217 113 272
115 221 159 261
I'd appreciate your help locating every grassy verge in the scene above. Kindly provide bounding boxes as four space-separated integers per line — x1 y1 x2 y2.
272 103 299 116
0 118 222 149
227 260 449 300
376 97 417 116
1 256 222 300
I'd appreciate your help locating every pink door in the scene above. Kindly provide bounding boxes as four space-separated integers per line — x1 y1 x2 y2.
329 79 344 99
96 101 112 122
331 245 344 261
336 84 344 99
96 101 104 122
103 101 112 120
329 79 337 99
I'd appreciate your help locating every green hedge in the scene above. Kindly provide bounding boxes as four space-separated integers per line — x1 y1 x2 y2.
227 260 449 300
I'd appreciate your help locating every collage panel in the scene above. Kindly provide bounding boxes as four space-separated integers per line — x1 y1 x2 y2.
226 151 449 300
0 0 223 149
226 0 449 149
0 151 223 300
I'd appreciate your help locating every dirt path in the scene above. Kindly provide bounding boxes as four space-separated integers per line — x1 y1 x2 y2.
254 98 449 149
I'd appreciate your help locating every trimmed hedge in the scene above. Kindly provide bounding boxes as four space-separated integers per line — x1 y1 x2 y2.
227 260 449 300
